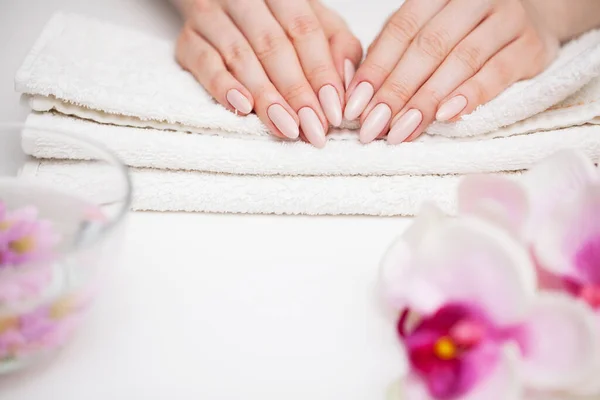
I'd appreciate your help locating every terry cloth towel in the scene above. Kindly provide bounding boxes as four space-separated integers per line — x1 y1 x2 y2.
14 12 600 215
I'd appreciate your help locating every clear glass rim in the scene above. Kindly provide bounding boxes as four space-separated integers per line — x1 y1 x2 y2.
0 122 133 253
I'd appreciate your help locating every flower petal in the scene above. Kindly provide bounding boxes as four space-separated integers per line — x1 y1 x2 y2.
462 344 522 400
533 185 600 280
522 150 597 240
415 218 536 325
520 292 600 392
380 204 446 312
458 175 529 235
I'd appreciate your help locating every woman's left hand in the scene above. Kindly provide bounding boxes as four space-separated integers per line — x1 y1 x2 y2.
346 0 560 144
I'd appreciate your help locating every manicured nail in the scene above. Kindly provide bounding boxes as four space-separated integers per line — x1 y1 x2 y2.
388 109 423 145
344 82 374 121
344 59 355 90
318 85 342 127
360 103 391 144
299 107 326 148
226 89 252 114
268 104 299 139
436 95 468 122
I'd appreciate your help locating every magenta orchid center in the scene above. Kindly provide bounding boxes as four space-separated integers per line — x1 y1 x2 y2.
564 235 600 309
398 304 520 400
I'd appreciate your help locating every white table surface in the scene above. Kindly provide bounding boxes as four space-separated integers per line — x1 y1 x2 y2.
0 1 410 399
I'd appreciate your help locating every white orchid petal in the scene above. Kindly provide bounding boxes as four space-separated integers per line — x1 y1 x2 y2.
415 218 536 325
462 344 522 400
458 175 529 235
523 150 597 240
520 292 600 392
380 204 447 311
533 185 600 278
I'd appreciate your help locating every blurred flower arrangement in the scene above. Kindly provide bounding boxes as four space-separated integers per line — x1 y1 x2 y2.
382 150 600 400
0 201 81 365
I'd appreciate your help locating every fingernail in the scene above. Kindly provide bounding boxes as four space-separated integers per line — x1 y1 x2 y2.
344 82 374 121
268 104 299 139
226 89 253 114
360 103 391 144
318 85 342 127
436 95 468 122
344 59 355 90
388 109 423 145
299 107 326 148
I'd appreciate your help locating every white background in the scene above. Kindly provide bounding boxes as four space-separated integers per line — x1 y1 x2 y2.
0 1 411 399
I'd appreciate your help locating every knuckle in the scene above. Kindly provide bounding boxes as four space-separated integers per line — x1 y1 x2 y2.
222 42 254 71
306 63 330 83
384 79 412 103
452 45 483 75
419 87 445 106
207 70 228 93
333 32 363 60
491 58 513 87
386 11 420 44
254 31 289 61
281 82 311 103
471 80 489 105
226 0 251 10
362 62 392 82
192 0 216 13
287 14 321 40
415 29 450 61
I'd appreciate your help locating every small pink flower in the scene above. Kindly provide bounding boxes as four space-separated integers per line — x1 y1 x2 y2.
382 207 599 399
0 204 60 268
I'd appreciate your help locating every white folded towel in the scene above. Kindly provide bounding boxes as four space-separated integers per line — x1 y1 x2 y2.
14 12 600 216
22 112 600 177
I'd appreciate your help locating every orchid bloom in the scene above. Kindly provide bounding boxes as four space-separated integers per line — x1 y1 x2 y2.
0 203 60 268
381 206 599 400
458 151 600 309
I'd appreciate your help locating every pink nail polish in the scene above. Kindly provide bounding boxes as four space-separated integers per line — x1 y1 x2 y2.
360 103 391 144
388 109 423 145
226 89 253 114
268 104 299 139
344 59 356 90
344 82 374 121
318 85 342 127
299 107 326 148
436 95 468 122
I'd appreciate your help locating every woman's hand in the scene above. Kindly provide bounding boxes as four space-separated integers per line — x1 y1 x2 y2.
175 0 362 148
346 0 560 145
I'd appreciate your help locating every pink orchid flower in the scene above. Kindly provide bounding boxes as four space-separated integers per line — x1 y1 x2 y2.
0 204 60 268
457 150 600 397
458 151 600 309
381 206 599 400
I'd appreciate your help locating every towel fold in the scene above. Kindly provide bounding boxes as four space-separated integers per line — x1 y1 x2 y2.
14 12 600 216
22 112 600 177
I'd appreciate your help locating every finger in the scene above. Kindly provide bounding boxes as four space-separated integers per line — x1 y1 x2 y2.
186 1 300 141
440 29 553 122
225 0 328 147
176 25 254 116
310 0 363 89
267 0 344 127
359 0 492 143
391 31 547 145
344 0 447 121
384 5 526 144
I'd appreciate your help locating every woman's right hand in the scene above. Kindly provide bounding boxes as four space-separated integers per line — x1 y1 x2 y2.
175 0 362 148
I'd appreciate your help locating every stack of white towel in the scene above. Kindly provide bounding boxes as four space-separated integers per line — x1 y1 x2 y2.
14 12 600 216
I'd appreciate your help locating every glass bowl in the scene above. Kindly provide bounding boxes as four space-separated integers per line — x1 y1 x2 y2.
0 123 132 374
